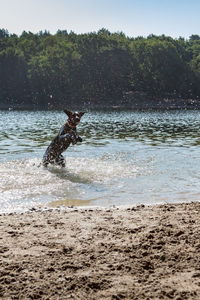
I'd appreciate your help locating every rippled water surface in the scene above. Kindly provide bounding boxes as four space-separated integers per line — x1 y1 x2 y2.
1 110 200 213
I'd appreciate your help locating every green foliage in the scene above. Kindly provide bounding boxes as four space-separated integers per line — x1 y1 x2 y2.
129 39 186 96
0 29 200 109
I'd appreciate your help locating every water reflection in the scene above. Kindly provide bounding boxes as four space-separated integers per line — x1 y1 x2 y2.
49 198 91 207
1 110 200 157
1 110 200 211
80 110 200 147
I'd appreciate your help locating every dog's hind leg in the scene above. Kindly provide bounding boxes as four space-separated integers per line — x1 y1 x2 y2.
42 154 50 167
42 161 49 167
55 155 65 167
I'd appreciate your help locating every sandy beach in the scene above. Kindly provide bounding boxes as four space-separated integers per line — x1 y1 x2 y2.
0 202 200 299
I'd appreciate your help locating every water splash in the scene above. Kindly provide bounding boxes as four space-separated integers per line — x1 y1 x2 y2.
0 154 141 213
1 110 200 213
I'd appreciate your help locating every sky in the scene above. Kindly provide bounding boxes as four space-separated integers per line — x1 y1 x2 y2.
0 0 200 39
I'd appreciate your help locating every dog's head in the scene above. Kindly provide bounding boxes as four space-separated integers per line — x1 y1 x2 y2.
64 109 85 127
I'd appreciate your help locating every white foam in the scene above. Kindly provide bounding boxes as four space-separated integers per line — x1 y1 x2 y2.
0 155 140 213
65 155 139 182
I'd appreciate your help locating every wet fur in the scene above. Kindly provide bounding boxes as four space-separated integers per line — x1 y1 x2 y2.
42 110 84 167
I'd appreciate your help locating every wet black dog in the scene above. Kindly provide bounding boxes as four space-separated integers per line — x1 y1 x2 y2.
42 110 85 167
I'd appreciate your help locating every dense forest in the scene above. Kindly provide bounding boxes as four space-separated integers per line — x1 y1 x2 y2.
1 28 200 109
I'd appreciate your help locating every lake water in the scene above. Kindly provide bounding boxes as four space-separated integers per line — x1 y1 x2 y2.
0 109 200 213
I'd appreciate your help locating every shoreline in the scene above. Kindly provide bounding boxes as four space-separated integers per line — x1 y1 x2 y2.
0 202 200 299
1 97 200 111
0 198 197 216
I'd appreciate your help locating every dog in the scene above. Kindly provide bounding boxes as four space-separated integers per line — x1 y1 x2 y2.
42 110 85 167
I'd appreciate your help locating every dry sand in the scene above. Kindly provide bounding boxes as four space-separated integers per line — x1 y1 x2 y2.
0 202 200 299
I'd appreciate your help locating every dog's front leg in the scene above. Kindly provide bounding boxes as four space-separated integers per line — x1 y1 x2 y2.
68 130 83 145
70 131 78 145
73 132 83 144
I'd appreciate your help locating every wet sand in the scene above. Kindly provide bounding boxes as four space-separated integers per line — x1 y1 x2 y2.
0 202 200 299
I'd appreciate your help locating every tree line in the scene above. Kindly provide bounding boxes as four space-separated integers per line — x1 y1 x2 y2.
1 28 200 109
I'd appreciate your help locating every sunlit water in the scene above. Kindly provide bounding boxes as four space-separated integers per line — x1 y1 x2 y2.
1 110 200 213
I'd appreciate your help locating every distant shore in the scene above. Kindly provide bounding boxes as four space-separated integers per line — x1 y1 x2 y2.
1 96 200 111
0 202 200 299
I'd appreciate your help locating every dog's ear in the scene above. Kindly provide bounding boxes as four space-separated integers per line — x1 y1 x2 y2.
64 109 72 117
79 112 85 117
